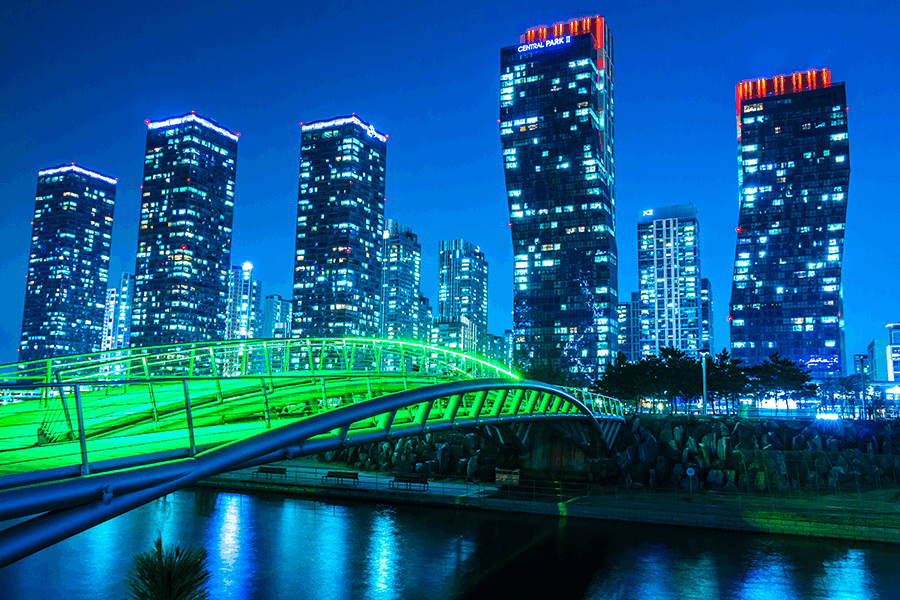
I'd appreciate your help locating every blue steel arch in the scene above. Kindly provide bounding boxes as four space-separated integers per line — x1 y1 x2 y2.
0 377 623 567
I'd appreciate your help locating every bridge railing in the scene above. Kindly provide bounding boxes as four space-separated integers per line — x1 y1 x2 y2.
2 338 519 386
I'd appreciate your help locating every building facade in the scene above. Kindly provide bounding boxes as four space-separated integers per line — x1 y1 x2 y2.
729 70 849 379
131 113 238 347
263 294 292 339
436 239 488 354
19 164 117 361
417 294 433 344
637 205 702 358
381 219 423 341
101 273 134 351
226 262 262 339
293 115 386 338
617 291 641 363
500 16 617 382
700 278 714 354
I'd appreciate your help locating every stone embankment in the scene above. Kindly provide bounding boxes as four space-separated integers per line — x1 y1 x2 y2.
319 415 900 496
604 415 900 494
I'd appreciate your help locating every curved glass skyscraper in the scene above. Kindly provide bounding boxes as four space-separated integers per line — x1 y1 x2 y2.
729 70 849 379
500 16 617 383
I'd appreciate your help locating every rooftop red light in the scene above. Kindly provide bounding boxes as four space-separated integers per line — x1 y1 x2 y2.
520 15 606 50
735 69 831 115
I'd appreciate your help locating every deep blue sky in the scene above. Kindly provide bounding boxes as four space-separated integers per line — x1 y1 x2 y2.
0 0 896 365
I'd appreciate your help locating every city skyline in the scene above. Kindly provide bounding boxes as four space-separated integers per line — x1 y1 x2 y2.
0 1 897 365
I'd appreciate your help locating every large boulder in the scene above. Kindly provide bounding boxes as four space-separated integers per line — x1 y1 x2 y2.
637 432 659 464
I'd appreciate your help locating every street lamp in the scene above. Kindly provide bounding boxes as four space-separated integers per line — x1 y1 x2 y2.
855 354 868 420
700 351 709 415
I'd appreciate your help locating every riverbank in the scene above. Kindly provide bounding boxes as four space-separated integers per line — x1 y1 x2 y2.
196 462 900 545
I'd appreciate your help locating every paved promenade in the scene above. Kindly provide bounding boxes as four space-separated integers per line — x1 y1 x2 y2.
196 460 900 545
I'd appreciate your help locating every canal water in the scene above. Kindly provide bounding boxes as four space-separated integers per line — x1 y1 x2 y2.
2 488 900 599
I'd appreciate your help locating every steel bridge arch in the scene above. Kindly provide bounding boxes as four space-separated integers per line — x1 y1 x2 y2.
0 377 623 567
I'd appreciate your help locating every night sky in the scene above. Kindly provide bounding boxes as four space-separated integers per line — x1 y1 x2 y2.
0 0 896 367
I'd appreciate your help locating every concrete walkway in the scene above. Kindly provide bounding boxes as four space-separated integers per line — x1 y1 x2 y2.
196 460 900 545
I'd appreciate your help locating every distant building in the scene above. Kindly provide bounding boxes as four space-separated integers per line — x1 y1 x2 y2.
263 294 292 339
503 330 514 368
433 316 475 353
19 164 116 361
487 333 505 364
701 278 714 354
293 115 386 338
638 205 702 358
436 239 488 354
101 273 134 351
729 70 849 379
417 294 433 344
381 219 423 341
226 262 262 339
865 338 890 382
501 16 617 381
617 291 641 363
131 113 238 347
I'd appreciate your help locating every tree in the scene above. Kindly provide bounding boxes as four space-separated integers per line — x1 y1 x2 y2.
746 353 817 410
706 349 748 415
656 348 701 412
126 536 211 600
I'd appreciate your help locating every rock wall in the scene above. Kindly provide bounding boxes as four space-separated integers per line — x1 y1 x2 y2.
316 431 515 479
317 416 900 493
600 416 900 492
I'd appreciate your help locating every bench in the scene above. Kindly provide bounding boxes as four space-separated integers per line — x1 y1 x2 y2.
389 472 429 491
253 466 287 480
321 470 360 485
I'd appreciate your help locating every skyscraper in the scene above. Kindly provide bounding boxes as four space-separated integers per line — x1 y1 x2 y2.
617 291 641 363
381 219 423 341
263 294 292 339
226 262 262 339
700 278 714 354
435 239 488 354
730 70 849 379
293 115 386 338
500 16 617 382
101 273 134 351
637 205 702 358
19 164 116 361
417 294 433 344
131 112 239 347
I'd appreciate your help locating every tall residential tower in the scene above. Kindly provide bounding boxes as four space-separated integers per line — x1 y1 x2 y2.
293 116 386 338
435 239 488 354
19 165 116 360
381 219 426 341
131 112 239 347
637 205 702 358
500 16 617 382
730 70 849 379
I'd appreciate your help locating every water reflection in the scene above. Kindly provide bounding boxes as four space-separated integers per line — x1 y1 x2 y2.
2 490 900 600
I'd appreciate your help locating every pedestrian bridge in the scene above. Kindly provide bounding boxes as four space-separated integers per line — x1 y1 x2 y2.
0 337 624 566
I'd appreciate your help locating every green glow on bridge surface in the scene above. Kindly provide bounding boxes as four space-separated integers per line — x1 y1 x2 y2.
0 337 623 481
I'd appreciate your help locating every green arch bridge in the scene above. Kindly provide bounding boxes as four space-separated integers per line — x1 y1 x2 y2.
0 337 624 567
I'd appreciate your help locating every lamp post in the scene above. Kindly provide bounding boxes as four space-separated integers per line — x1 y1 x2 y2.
700 352 708 415
855 354 868 420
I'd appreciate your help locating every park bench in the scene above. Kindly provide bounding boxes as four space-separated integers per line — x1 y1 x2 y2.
389 472 429 491
253 466 287 480
321 470 360 485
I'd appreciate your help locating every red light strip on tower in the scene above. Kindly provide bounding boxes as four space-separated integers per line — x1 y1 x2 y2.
734 69 831 115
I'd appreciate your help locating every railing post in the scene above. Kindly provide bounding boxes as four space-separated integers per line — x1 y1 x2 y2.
141 357 159 422
183 380 197 456
264 341 273 390
55 372 75 441
74 385 90 476
260 377 272 429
